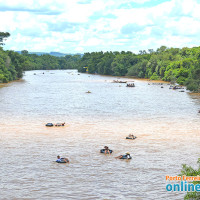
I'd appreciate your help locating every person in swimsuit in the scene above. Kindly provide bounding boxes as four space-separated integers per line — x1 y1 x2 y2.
56 155 69 163
115 153 131 159
104 146 111 154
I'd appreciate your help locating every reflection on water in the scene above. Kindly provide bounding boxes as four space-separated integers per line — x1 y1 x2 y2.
0 70 200 199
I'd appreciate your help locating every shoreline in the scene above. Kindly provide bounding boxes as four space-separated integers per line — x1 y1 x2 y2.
0 78 24 88
84 72 170 84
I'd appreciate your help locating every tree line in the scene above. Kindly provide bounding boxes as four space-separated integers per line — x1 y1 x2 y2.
0 32 199 92
0 49 80 83
0 47 81 83
77 46 200 92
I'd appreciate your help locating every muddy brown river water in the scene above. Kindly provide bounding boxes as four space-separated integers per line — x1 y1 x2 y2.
0 70 200 199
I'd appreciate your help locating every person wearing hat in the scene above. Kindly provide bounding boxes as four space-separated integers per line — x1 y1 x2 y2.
126 152 131 159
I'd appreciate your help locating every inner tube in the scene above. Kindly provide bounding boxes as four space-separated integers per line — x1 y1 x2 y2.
100 149 113 154
56 158 69 163
46 123 54 127
120 155 132 159
55 123 65 126
126 137 137 140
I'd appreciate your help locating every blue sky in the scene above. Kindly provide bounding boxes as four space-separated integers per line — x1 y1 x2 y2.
1 0 200 54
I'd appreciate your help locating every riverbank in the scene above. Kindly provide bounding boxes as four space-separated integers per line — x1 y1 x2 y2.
76 49 200 93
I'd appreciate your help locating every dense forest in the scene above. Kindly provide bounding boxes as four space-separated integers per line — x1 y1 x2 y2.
77 47 200 92
0 32 200 92
0 47 80 83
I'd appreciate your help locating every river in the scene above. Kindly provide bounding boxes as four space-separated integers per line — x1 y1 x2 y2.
0 70 200 199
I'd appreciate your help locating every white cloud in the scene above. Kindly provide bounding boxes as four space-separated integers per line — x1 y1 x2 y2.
1 0 200 53
79 38 103 46
75 46 84 52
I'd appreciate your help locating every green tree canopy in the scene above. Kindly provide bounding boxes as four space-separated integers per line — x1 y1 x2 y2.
0 32 10 46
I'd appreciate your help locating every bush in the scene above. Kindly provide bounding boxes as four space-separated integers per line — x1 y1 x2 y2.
186 81 199 92
176 76 186 85
150 72 160 80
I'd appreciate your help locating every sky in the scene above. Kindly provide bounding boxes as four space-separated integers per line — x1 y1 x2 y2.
1 0 200 54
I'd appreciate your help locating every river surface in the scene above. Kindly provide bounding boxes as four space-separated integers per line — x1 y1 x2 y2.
0 70 200 200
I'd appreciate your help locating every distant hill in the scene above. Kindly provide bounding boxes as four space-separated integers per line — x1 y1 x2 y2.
16 51 83 57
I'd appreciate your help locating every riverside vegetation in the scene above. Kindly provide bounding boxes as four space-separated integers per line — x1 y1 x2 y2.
180 158 200 200
0 32 200 92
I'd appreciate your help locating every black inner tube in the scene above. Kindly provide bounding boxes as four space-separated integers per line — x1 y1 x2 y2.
56 158 68 163
126 136 136 139
120 155 132 159
100 149 113 153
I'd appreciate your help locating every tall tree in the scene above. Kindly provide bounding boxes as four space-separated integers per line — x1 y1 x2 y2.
0 32 10 46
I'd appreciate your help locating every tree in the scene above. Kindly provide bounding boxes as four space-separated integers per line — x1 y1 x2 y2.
156 45 167 54
148 49 154 54
0 32 10 46
21 50 29 55
139 50 147 55
127 59 148 78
